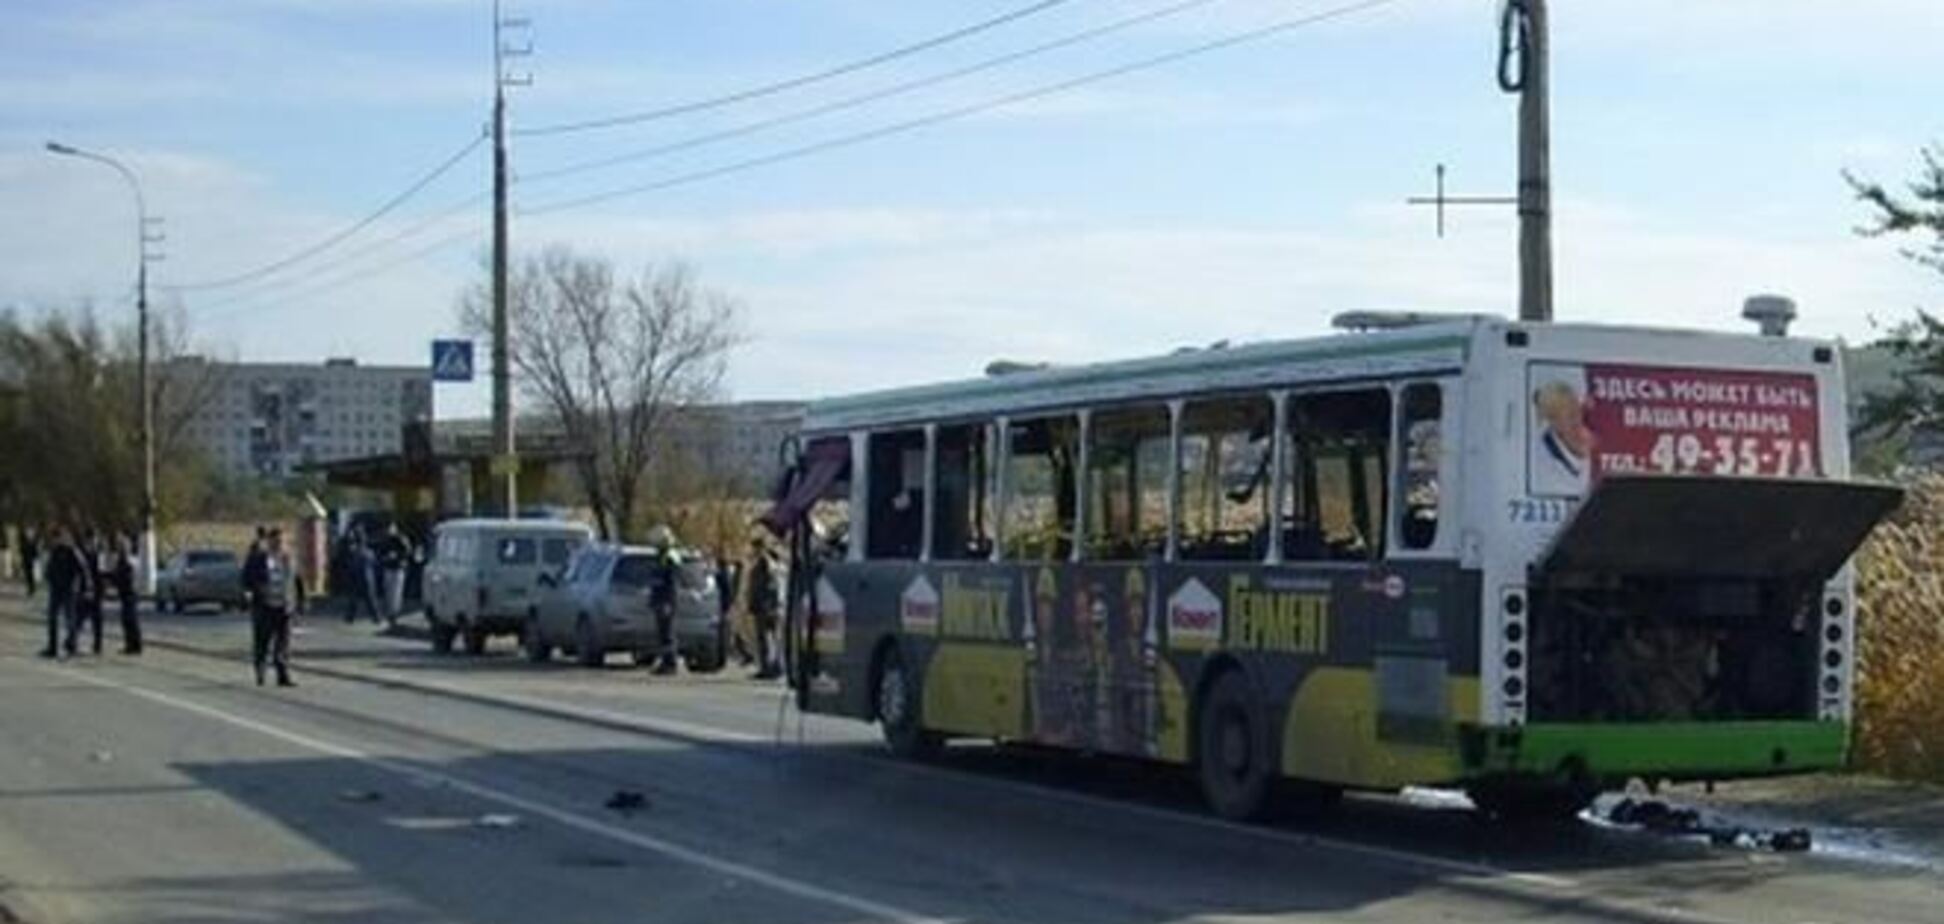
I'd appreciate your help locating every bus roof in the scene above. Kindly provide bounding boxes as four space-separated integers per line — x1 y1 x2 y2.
801 318 1483 434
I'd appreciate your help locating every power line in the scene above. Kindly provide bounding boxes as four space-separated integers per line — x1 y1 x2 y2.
189 190 487 314
522 0 1402 216
514 0 1078 138
198 224 484 323
520 0 1225 186
166 128 487 292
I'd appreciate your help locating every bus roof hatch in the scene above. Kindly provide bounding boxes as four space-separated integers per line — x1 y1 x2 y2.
1540 476 1903 582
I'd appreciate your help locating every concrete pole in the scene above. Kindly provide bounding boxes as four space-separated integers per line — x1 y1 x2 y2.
1516 0 1553 323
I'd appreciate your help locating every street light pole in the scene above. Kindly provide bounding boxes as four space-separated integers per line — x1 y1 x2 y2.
46 141 159 595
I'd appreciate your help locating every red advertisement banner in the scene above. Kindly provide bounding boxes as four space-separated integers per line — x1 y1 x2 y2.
1528 363 1822 496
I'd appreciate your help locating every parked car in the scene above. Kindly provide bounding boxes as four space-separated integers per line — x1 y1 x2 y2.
423 518 594 654
157 549 246 612
524 544 728 672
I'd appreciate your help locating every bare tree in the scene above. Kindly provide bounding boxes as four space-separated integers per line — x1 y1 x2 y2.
461 246 744 540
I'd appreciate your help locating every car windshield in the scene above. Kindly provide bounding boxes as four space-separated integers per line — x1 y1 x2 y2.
187 551 236 566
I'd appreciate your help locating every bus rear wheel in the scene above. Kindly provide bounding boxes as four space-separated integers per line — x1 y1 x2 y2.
875 644 938 760
1196 670 1275 821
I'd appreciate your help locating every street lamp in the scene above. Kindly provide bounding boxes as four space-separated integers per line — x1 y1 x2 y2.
46 140 158 596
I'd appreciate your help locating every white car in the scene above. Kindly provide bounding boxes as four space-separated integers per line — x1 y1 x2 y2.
523 544 727 671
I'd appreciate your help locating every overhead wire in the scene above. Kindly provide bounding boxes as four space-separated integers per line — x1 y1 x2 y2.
521 0 1402 217
518 0 1226 186
191 190 487 314
197 223 485 323
166 127 487 292
514 0 1077 137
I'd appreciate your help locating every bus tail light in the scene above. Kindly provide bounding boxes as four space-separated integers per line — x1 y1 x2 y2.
1500 587 1528 724
1818 590 1851 720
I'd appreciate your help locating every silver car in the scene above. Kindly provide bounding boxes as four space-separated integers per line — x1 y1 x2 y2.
523 544 727 671
157 549 246 612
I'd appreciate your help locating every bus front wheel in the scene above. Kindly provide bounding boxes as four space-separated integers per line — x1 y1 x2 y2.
875 644 938 760
1196 670 1275 821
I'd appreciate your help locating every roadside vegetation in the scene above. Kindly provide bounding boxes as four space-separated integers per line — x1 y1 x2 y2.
1848 145 1944 783
1854 475 1944 782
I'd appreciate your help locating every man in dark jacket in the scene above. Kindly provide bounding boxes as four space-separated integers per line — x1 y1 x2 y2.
748 539 783 680
67 531 107 656
112 537 142 655
242 528 299 687
19 529 39 598
40 527 88 659
645 526 682 676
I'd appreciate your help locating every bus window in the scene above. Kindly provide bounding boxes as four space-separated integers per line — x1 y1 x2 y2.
866 429 927 559
1285 389 1391 561
1179 396 1275 561
1084 405 1170 561
1003 416 1078 561
1399 383 1443 550
933 422 994 560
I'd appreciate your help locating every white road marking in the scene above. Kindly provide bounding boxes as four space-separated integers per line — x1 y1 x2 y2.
35 660 951 924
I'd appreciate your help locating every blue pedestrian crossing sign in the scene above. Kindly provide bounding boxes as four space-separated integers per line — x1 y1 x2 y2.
432 339 475 382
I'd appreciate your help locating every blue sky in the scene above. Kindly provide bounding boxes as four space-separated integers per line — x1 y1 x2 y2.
3 0 1939 417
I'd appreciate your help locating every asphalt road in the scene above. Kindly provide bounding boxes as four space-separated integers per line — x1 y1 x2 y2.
1 597 1940 924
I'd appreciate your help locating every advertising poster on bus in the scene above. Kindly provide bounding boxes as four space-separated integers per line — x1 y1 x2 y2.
1527 362 1822 497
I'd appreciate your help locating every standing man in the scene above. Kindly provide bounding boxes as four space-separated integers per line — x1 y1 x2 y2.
112 536 142 655
242 527 298 687
19 528 39 598
343 533 380 624
39 527 87 659
748 538 783 680
645 525 682 676
715 551 750 667
68 531 106 656
378 524 410 626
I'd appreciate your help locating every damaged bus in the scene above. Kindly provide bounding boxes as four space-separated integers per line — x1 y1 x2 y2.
761 313 1901 821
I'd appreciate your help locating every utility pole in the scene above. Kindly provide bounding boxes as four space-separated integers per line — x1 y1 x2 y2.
491 1 531 517
1499 0 1552 322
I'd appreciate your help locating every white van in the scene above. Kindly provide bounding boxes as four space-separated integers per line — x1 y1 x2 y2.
423 518 594 654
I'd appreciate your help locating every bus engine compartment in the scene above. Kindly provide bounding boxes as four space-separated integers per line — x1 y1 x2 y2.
1522 474 1904 724
1526 574 1823 722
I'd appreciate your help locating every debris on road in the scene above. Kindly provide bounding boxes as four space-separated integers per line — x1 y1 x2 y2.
604 790 649 813
339 789 383 803
89 749 113 763
1604 798 1815 853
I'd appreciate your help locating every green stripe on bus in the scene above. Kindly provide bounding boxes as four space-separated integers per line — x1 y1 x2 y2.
1473 721 1848 779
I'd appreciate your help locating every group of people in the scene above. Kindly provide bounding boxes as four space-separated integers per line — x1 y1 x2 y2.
333 524 415 629
21 527 143 659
